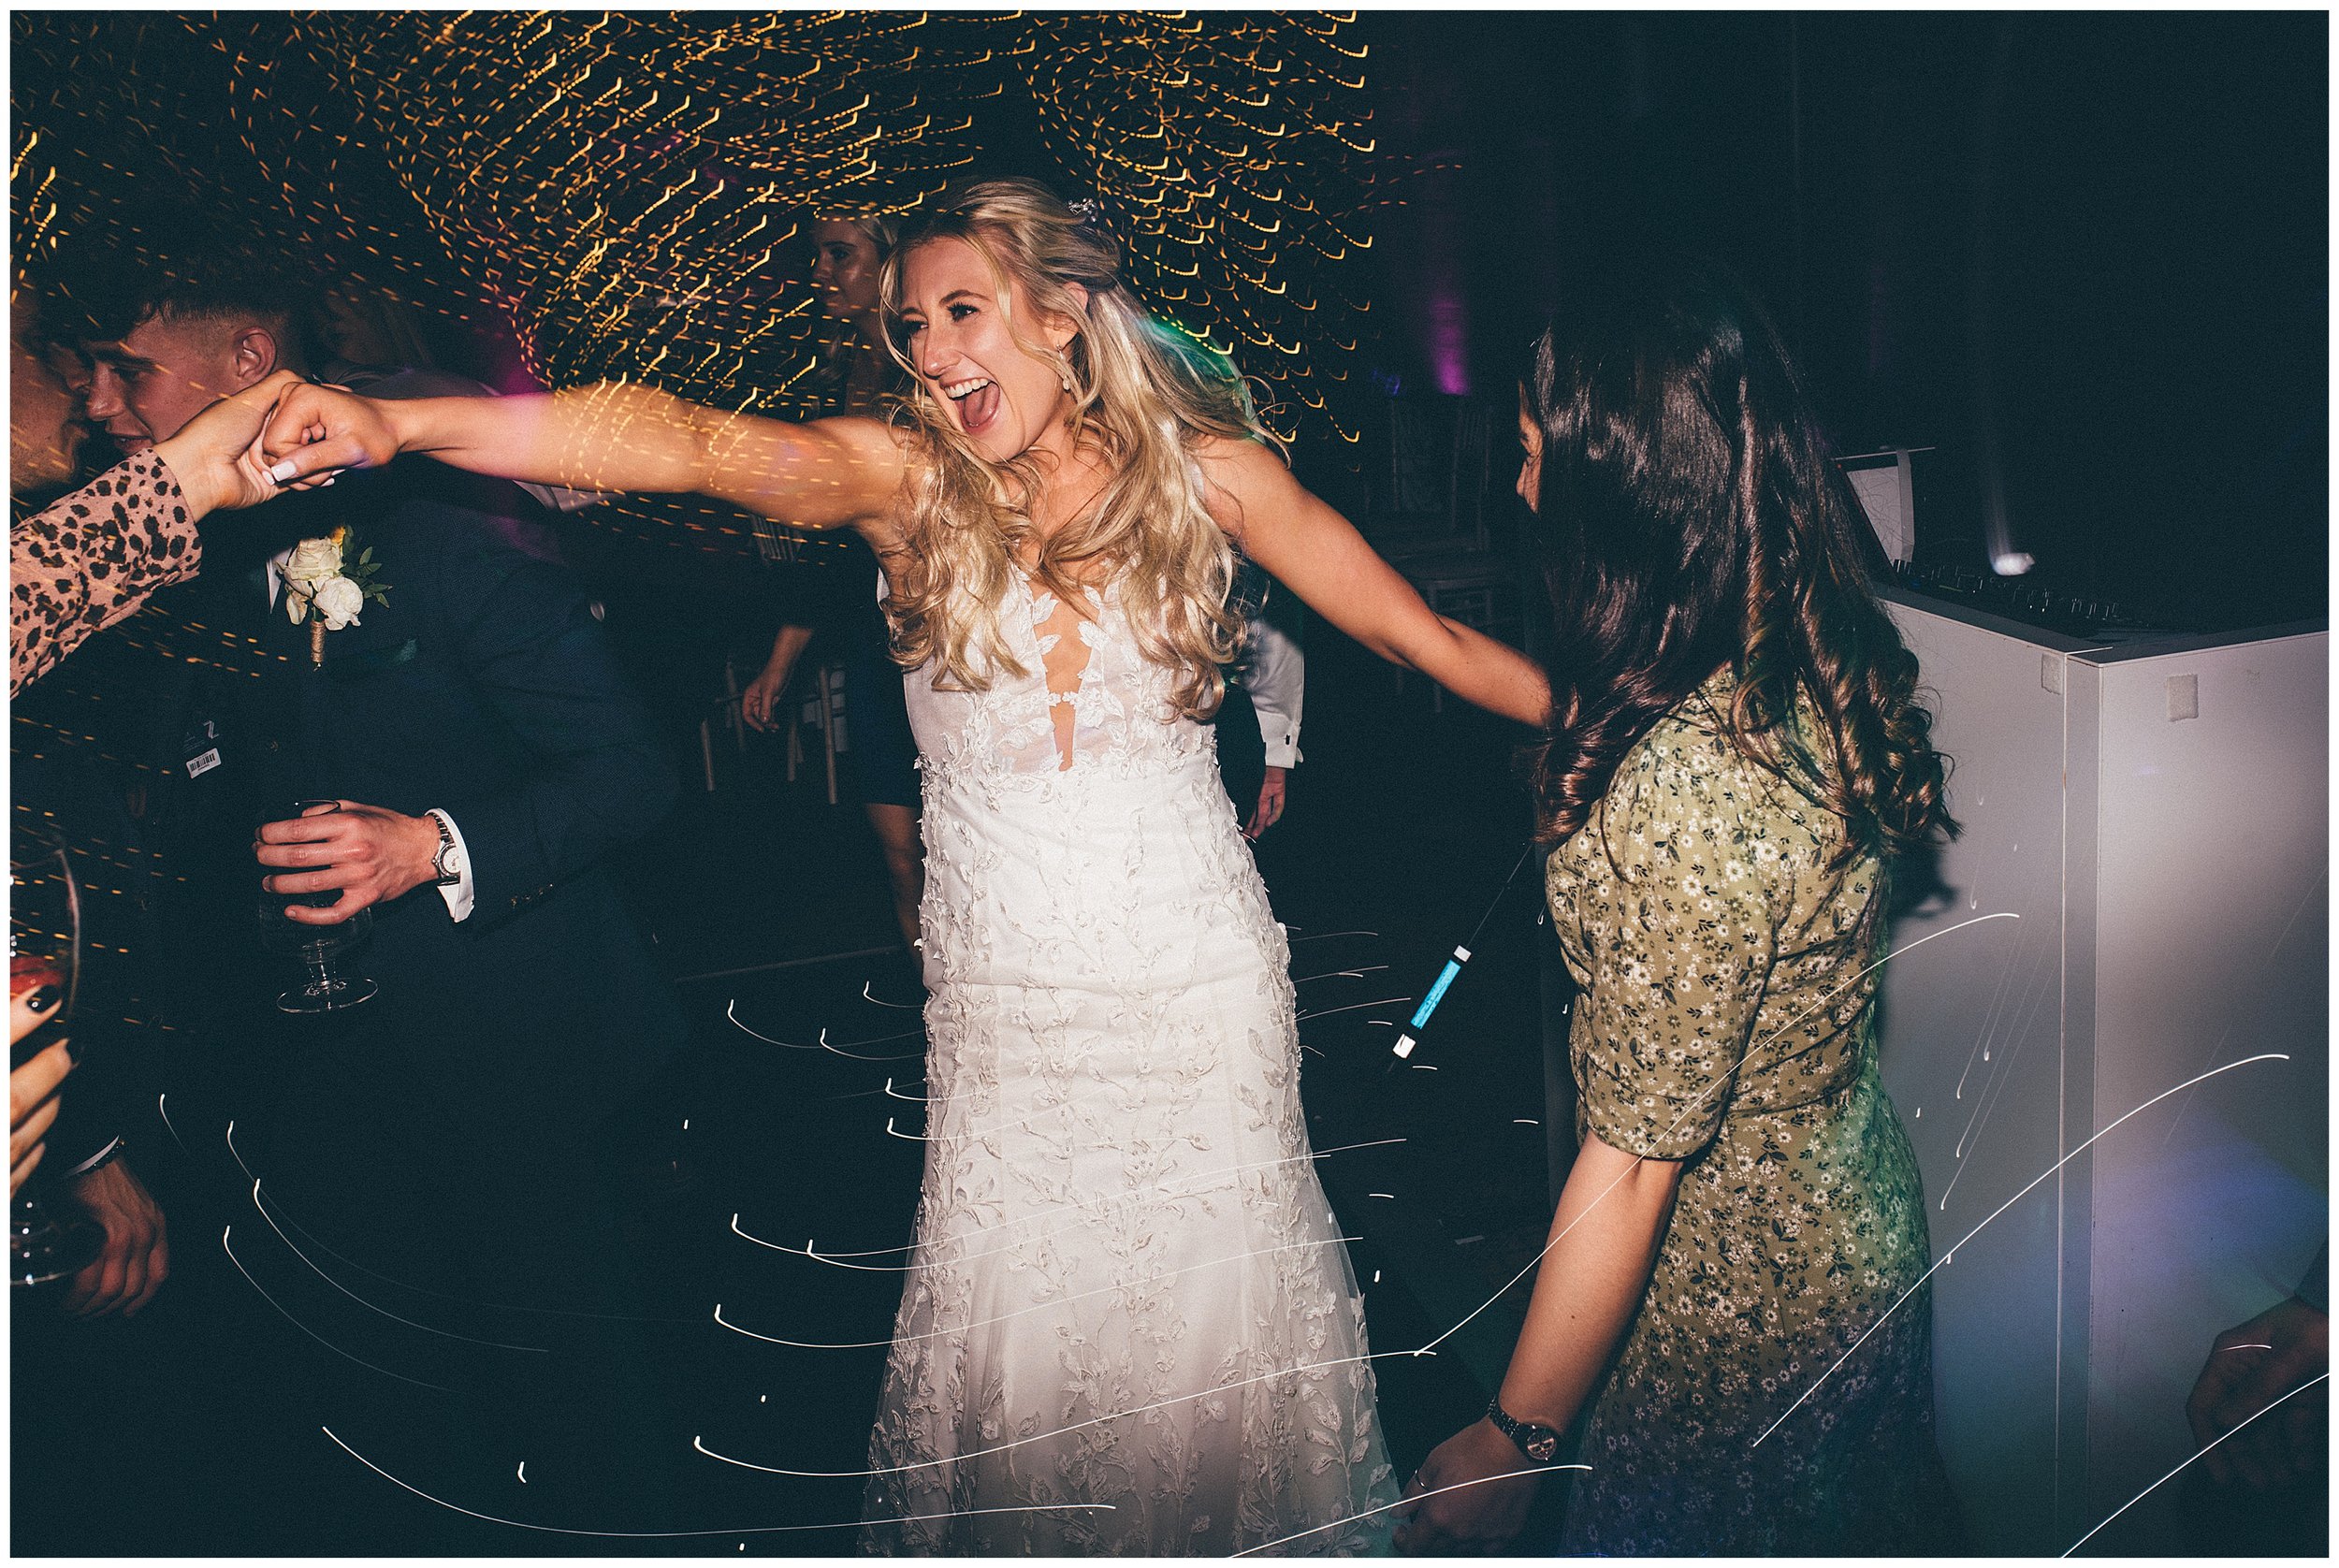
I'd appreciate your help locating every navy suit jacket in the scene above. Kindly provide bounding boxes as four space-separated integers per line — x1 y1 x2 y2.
162 464 685 1157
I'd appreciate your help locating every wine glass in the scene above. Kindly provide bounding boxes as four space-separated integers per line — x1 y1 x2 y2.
257 800 378 1014
10 816 104 1288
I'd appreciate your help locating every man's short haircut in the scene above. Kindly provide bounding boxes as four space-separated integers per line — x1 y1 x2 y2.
44 205 319 365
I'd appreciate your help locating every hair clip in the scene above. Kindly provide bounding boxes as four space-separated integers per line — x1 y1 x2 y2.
1068 197 1104 227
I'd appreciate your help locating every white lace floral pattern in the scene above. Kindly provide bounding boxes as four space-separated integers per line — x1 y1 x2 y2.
860 573 1393 1555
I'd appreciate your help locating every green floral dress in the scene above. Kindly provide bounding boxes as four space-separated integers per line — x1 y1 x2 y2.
1547 671 1964 1554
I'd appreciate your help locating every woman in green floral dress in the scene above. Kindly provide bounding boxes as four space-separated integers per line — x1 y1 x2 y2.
1397 260 1967 1555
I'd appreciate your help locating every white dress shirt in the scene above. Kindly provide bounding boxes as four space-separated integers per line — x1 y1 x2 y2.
1239 612 1304 768
268 549 476 922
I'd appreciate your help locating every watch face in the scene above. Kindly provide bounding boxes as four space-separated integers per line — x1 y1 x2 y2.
1526 1432 1558 1461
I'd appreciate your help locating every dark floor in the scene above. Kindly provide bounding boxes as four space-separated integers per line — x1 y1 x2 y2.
11 622 1569 1555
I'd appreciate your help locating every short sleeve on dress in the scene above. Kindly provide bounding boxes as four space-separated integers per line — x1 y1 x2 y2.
1559 731 1783 1161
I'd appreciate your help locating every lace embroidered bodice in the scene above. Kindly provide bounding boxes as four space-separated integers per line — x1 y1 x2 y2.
901 572 1217 788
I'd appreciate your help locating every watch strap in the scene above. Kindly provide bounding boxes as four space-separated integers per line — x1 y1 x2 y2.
426 808 461 886
1486 1396 1562 1463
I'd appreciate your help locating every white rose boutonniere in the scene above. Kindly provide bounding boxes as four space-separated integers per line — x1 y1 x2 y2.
312 575 367 630
283 526 391 666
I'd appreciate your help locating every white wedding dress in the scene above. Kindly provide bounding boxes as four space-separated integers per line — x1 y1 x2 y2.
858 572 1394 1556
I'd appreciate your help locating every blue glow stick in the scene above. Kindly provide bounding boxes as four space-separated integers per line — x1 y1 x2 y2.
1387 844 1536 1064
1408 946 1472 1030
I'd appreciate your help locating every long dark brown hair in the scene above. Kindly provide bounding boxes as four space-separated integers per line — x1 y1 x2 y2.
1525 258 1954 867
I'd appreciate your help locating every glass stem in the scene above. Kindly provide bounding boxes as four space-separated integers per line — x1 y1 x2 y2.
308 947 335 996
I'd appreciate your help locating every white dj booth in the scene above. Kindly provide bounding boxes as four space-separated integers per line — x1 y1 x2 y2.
1870 590 2327 1553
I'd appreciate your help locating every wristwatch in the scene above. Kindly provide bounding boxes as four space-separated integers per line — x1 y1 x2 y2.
1485 1396 1562 1463
426 809 465 887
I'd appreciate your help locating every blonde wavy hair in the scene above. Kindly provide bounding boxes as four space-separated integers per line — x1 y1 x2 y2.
878 179 1275 719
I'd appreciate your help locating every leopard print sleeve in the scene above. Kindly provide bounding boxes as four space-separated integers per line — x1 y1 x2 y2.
9 452 202 696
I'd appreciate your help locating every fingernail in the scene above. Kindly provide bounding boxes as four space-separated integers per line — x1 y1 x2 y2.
24 986 59 1014
267 458 299 484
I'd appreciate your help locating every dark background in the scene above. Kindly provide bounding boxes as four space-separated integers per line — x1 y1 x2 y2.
1345 11 2327 632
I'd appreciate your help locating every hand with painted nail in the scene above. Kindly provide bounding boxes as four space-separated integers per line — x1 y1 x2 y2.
9 982 74 1197
2186 1294 2329 1489
149 368 311 516
258 380 403 490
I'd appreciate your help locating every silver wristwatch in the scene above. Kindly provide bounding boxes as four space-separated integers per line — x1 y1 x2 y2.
427 810 464 887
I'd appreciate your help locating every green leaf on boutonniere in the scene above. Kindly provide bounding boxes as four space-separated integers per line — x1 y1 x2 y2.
341 528 392 609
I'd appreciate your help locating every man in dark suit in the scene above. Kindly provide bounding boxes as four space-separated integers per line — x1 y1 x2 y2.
67 240 691 1521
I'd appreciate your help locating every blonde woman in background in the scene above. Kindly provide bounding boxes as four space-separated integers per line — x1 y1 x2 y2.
739 212 927 951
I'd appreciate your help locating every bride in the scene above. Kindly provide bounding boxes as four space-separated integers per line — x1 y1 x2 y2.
260 180 1549 1554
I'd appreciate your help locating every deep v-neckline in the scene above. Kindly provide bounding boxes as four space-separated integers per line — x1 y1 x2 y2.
1019 569 1101 772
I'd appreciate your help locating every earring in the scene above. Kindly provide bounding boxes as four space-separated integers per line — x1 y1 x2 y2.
1060 371 1074 393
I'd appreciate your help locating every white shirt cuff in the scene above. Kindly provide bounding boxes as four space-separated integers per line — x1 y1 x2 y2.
1262 731 1301 769
426 808 477 923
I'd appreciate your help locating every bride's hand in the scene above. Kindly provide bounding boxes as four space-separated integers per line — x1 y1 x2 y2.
258 380 402 489
148 369 311 515
1390 1417 1544 1555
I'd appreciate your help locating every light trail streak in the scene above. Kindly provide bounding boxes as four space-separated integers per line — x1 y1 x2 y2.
1752 1053 2292 1450
863 980 919 1009
815 1024 926 1062
246 1178 550 1352
882 1092 1141 1143
2059 1374 2328 1556
223 1227 452 1391
692 1347 1424 1479
157 1092 185 1151
821 1024 925 1051
1951 926 2029 1101
716 1234 1356 1349
225 1120 693 1324
1290 965 1388 985
724 999 923 1057
730 1136 1406 1264
722 999 803 1047
322 1426 1112 1537
1935 953 2057 1212
2157 866 2327 1148
1294 995 1409 1024
1954 951 2050 1125
821 1074 930 1103
1406 914 2025 1357
1287 929 1379 943
1229 1463 1589 1557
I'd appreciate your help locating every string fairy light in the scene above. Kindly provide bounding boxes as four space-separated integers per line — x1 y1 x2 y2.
16 12 1382 592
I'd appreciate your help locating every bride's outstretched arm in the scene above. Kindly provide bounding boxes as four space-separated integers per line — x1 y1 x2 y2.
258 381 909 532
1199 437 1551 729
